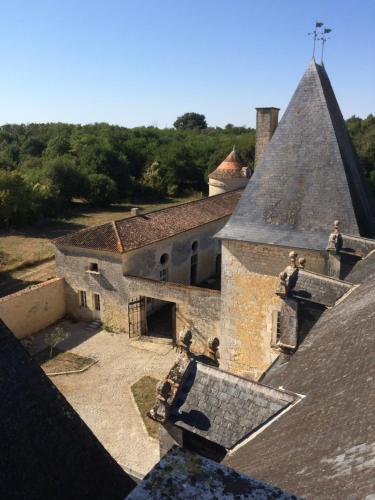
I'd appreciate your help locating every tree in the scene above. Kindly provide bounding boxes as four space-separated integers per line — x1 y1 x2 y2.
44 325 69 358
173 112 207 130
44 156 88 204
87 173 117 206
0 171 33 227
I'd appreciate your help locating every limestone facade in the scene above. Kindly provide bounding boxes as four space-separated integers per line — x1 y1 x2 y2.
219 239 328 378
55 218 225 345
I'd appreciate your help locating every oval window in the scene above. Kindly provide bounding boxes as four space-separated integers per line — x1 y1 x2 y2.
191 241 199 252
160 253 169 265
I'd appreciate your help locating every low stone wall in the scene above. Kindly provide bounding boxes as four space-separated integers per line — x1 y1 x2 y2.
0 277 66 339
124 276 221 353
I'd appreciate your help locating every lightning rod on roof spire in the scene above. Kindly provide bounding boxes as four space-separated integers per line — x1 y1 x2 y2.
308 21 324 59
318 28 332 64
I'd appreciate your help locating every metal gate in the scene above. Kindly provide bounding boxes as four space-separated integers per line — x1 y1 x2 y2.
128 296 147 338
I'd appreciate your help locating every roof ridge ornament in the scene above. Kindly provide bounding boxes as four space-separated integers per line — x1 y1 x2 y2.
326 220 343 253
318 27 332 64
276 251 306 297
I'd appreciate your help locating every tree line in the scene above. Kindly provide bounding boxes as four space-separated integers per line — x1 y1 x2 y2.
0 112 374 227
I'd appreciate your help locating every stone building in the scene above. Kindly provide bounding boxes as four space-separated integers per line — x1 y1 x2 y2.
54 58 375 381
208 147 250 196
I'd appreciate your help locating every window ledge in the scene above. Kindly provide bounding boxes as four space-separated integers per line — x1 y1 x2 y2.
86 270 100 275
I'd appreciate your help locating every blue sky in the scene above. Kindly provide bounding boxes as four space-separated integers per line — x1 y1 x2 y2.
0 0 374 127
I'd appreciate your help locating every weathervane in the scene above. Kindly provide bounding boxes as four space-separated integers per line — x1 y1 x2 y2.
318 28 332 64
308 22 324 59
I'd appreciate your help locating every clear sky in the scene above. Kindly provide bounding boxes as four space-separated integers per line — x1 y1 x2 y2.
0 0 374 128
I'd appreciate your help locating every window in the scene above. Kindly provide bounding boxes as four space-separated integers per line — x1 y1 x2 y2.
190 254 198 285
160 268 168 282
160 253 169 265
270 308 282 348
276 312 281 344
191 241 199 252
94 293 101 311
88 262 99 273
79 290 87 308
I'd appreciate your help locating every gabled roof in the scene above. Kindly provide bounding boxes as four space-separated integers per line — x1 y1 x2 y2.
0 320 135 500
208 148 249 180
128 446 297 499
225 264 375 498
217 60 375 250
54 190 242 253
169 360 296 449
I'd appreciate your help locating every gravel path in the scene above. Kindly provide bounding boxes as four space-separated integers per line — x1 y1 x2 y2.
46 324 176 476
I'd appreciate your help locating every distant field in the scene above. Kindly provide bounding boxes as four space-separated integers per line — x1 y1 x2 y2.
0 194 201 275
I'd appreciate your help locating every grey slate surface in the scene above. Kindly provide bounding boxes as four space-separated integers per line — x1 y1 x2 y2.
127 446 298 500
292 269 352 306
169 361 295 449
217 60 375 250
0 320 135 500
344 250 375 284
225 271 375 499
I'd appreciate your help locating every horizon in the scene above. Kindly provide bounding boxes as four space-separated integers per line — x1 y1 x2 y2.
0 0 374 128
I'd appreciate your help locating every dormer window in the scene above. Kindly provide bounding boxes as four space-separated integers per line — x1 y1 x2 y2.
88 262 99 273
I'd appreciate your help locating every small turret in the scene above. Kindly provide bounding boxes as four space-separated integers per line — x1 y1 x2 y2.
208 147 250 196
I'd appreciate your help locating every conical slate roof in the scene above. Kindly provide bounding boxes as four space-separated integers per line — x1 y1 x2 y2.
217 60 375 250
209 148 248 180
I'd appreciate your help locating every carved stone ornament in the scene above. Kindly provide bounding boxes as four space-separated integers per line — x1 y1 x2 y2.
208 337 220 366
326 220 343 253
276 251 307 296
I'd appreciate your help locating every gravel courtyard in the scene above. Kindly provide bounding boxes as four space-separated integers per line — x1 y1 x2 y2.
37 321 176 477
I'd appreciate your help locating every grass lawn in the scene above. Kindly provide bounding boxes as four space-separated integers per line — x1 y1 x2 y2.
35 347 97 375
0 194 200 274
131 375 160 439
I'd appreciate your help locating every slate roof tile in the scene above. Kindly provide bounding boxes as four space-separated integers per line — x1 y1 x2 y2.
0 320 135 500
217 60 375 250
169 361 296 449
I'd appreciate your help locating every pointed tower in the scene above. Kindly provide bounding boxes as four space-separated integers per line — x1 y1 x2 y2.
217 60 375 379
208 148 250 196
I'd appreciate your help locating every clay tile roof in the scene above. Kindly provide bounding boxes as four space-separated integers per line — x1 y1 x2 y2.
217 59 375 250
54 189 242 253
208 148 249 180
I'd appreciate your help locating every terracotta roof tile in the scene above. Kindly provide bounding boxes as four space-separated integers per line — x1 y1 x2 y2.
54 189 242 253
209 149 249 180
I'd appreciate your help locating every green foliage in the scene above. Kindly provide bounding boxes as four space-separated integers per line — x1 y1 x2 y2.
174 112 207 130
44 325 69 359
87 173 118 206
0 121 256 227
2 114 373 228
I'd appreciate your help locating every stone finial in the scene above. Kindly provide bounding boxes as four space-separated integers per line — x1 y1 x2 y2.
208 337 220 366
276 251 302 297
298 257 306 269
326 220 343 253
148 380 173 423
179 329 193 355
276 271 288 297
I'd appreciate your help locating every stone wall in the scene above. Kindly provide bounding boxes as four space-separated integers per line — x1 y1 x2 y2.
55 246 129 332
0 277 66 339
122 219 225 285
124 276 221 352
208 178 248 197
219 239 328 379
56 241 221 349
254 107 279 165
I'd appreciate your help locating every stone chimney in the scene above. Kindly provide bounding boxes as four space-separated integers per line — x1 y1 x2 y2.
254 107 279 166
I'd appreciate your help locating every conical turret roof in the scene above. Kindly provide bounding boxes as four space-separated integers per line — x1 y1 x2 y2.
209 148 248 180
217 59 375 250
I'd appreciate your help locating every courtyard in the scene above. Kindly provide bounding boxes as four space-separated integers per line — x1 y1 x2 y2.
29 320 176 477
